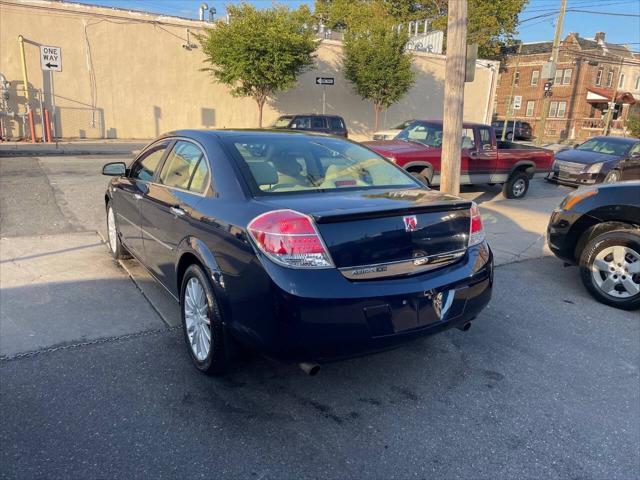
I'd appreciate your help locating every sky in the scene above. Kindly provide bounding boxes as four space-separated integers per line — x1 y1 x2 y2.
74 0 640 47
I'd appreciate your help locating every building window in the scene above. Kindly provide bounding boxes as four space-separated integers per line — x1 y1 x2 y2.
513 95 522 110
554 69 563 84
531 70 540 86
596 68 603 86
513 71 520 86
562 69 572 85
606 70 613 87
525 100 535 117
556 101 567 118
618 73 625 88
549 102 558 117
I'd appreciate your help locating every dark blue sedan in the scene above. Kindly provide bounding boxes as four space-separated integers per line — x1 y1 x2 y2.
102 130 493 374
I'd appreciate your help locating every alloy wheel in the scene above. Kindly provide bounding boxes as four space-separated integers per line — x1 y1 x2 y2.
512 179 526 197
591 245 640 299
107 207 117 254
184 277 212 361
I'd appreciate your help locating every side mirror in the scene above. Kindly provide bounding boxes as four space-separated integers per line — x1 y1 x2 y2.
573 143 581 149
482 144 494 151
102 162 126 176
290 123 298 129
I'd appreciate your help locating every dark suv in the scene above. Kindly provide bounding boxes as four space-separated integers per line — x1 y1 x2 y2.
492 120 533 141
273 114 348 138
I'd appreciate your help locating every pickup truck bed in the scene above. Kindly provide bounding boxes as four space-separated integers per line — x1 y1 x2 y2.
364 120 554 198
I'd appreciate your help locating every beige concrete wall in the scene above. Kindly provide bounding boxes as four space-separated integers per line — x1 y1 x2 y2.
0 0 498 141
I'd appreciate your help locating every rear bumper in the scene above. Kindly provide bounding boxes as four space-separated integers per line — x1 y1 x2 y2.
231 243 493 362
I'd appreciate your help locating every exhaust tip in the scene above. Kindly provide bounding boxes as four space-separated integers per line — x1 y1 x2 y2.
457 322 472 332
299 362 320 376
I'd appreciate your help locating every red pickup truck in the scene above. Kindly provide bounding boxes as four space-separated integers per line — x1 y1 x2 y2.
364 120 554 198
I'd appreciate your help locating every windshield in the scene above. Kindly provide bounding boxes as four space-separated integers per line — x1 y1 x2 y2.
492 121 504 127
394 121 443 147
392 120 415 130
576 138 633 156
224 135 419 195
272 116 293 128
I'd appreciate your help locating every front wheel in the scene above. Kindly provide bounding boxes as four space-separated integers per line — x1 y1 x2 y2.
604 169 620 183
181 264 234 374
502 171 529 199
106 201 129 259
579 229 640 310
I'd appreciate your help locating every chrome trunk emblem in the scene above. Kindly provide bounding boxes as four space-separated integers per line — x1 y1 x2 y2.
403 215 418 232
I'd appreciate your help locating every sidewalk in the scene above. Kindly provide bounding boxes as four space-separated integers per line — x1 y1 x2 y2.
0 139 148 157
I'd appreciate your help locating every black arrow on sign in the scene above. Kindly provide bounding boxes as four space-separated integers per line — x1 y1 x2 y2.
46 62 58 68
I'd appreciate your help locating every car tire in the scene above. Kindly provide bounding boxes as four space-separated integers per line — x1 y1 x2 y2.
106 201 130 260
579 229 640 310
180 264 234 374
502 171 529 199
604 169 620 183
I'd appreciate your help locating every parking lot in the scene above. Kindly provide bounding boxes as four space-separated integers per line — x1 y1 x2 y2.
1 154 638 479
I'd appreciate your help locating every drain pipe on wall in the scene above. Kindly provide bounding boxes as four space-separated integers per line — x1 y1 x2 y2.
18 35 36 143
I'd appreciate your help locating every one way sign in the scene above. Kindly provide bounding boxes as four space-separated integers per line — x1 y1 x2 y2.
40 45 62 72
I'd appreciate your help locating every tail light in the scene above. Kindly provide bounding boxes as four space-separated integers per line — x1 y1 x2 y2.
247 209 334 268
468 202 485 247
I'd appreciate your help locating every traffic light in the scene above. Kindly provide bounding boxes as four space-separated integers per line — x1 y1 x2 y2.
543 82 553 97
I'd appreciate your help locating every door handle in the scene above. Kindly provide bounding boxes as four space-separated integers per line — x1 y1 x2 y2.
170 206 186 217
134 193 143 200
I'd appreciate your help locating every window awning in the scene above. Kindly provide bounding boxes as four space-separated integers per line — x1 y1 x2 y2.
586 87 636 105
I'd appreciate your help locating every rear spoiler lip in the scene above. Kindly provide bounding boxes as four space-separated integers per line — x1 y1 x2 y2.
312 201 473 224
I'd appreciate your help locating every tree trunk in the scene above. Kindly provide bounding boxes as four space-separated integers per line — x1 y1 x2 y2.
257 98 265 128
373 103 381 131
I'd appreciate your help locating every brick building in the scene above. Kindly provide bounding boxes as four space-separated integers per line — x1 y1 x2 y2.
494 32 639 141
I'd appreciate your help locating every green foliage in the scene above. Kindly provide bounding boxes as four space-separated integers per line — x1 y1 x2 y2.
198 4 318 126
342 4 415 129
627 110 640 138
316 0 528 59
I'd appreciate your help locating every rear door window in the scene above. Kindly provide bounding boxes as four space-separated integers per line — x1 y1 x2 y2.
478 127 492 148
292 116 311 129
461 128 475 149
130 142 168 181
312 116 326 129
159 141 209 192
328 117 345 130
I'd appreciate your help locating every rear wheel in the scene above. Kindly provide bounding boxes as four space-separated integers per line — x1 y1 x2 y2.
181 264 234 374
502 171 529 199
408 167 431 187
106 201 129 259
604 169 620 183
579 229 640 310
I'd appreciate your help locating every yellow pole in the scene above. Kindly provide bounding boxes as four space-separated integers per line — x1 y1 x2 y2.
18 35 30 103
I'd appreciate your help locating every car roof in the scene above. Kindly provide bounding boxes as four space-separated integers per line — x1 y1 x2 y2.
161 129 336 142
587 136 639 144
414 119 489 128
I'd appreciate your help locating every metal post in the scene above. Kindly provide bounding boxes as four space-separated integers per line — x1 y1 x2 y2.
502 42 522 141
603 57 624 136
440 0 467 195
322 85 326 114
535 0 567 145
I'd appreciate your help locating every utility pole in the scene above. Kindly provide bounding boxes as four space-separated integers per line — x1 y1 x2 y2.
535 0 567 146
502 42 522 141
603 56 624 135
440 0 467 195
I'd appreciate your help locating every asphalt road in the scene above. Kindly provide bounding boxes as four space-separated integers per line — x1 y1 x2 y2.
0 156 638 480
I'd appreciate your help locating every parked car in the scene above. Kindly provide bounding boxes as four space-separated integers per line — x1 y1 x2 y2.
546 136 640 186
102 130 493 374
547 181 640 310
491 120 534 141
372 120 416 140
364 120 554 198
272 114 348 137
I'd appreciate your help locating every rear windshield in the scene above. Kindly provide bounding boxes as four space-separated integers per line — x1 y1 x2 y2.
576 138 633 156
223 135 419 195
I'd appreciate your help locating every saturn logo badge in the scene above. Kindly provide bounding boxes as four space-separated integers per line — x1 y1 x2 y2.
403 215 418 232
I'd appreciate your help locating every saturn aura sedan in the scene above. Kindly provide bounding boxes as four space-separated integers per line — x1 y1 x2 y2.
102 130 493 374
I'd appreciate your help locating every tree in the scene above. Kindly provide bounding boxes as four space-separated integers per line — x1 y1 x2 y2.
342 5 415 130
198 4 318 127
316 0 528 59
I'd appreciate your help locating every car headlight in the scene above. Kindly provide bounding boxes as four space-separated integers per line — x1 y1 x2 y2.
560 187 598 210
584 162 603 173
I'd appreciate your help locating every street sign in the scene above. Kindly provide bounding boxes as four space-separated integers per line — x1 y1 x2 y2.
40 45 62 72
316 77 334 85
